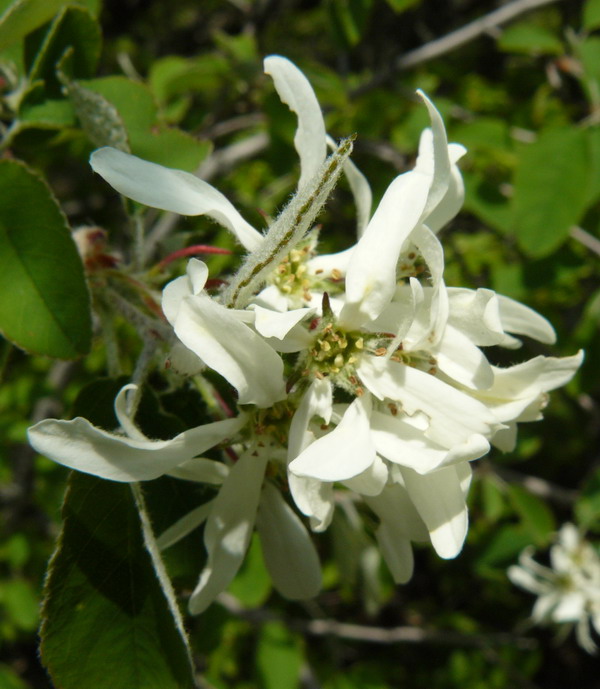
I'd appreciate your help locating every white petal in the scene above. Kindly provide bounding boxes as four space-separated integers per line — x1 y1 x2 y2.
446 288 507 346
341 170 431 328
358 356 501 447
289 394 376 481
434 324 494 389
307 246 354 277
342 454 388 496
415 92 452 219
188 451 267 614
157 501 214 550
264 56 326 190
288 378 333 461
327 134 372 235
252 304 314 340
167 457 229 484
114 384 147 440
365 483 428 581
496 294 556 344
90 147 263 251
474 351 584 423
287 474 334 532
400 465 469 559
27 414 247 483
370 409 489 474
426 154 466 234
256 483 322 599
169 294 287 408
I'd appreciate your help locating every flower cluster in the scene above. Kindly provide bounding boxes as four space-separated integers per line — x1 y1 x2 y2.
508 523 600 653
28 56 583 614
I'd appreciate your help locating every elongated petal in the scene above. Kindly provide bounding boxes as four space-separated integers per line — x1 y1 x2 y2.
327 134 372 235
264 56 327 190
27 414 247 482
342 454 388 496
370 409 489 474
434 324 494 389
446 288 507 346
287 474 334 532
169 294 287 407
425 143 466 233
400 465 469 559
496 294 556 344
341 170 431 328
474 351 584 423
189 451 267 615
252 305 314 340
90 147 263 250
167 457 229 484
289 394 375 481
415 91 452 219
358 356 501 447
157 501 214 550
256 483 322 599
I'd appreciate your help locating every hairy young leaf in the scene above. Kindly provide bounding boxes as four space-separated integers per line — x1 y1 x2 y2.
0 160 91 358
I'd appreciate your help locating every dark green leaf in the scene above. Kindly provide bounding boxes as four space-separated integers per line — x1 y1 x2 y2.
327 0 373 48
384 0 421 12
27 5 101 96
40 473 196 689
511 128 590 256
0 0 65 52
0 160 91 358
583 0 600 31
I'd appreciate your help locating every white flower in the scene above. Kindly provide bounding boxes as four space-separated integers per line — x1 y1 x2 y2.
29 54 584 612
508 524 600 654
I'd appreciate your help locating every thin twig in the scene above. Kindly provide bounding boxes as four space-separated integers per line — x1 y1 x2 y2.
217 592 537 649
570 225 600 258
351 0 563 97
486 462 578 506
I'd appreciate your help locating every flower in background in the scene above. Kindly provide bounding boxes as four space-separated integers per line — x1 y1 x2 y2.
508 523 600 654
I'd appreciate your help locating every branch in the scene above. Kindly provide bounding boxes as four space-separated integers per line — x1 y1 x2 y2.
352 0 563 97
486 462 579 506
570 225 600 258
217 593 537 649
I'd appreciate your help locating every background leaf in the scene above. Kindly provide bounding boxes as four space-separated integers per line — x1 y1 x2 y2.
0 160 91 358
511 127 590 257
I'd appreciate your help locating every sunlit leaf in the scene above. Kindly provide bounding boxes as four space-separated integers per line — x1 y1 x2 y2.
0 160 91 358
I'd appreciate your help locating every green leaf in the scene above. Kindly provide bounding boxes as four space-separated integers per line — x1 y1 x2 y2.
583 0 600 31
578 35 600 85
575 467 600 529
498 21 564 55
228 534 271 608
0 0 65 52
384 0 421 12
79 76 211 170
0 160 91 358
507 484 556 546
327 0 373 48
511 127 590 257
0 578 39 630
40 473 196 689
18 97 75 128
256 621 303 689
0 664 28 689
27 5 101 96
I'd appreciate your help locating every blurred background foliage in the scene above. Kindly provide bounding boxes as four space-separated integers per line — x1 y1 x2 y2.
1 0 599 687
